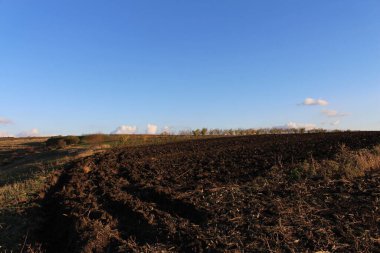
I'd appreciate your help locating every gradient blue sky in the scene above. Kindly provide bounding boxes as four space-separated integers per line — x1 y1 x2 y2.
1 1 379 136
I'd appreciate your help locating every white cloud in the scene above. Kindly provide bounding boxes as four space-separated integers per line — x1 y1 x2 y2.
302 97 329 106
322 109 338 117
161 126 172 135
146 124 158 134
321 109 348 117
0 131 14 137
280 121 317 131
111 125 137 134
17 128 40 137
0 117 12 124
331 120 340 126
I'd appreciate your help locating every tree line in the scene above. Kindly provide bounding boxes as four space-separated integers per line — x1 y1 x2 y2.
173 127 339 136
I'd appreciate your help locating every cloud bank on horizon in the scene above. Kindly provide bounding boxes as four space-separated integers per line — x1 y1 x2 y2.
146 124 158 135
17 128 40 137
278 122 317 131
110 124 159 135
0 128 41 138
111 125 137 134
0 131 13 137
0 96 353 137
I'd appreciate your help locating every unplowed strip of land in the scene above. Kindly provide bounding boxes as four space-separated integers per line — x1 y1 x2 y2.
33 132 380 252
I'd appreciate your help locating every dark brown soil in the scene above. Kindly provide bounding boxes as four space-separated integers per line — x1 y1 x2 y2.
32 132 380 252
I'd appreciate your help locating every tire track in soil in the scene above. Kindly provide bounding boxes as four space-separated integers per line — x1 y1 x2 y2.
99 191 213 252
34 170 80 253
90 163 220 252
122 185 209 225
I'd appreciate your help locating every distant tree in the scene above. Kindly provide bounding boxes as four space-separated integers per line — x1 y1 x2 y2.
308 128 327 133
161 128 171 135
235 128 244 135
291 128 299 134
192 129 201 136
270 128 281 134
208 129 216 135
255 129 262 135
209 128 223 135
178 130 192 135
176 126 328 136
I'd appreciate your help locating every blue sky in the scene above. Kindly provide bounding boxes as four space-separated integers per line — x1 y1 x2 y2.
0 1 379 136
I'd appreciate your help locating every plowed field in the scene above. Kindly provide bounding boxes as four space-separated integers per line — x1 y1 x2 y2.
33 132 380 252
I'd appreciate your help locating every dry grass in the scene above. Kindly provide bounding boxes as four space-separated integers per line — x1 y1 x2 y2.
297 144 380 179
354 146 380 171
0 159 69 251
0 138 110 251
0 175 46 209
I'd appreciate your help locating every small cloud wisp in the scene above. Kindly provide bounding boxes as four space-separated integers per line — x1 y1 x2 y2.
301 98 329 106
17 128 40 137
0 117 12 125
321 110 349 118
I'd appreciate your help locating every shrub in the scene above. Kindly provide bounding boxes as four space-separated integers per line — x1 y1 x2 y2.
46 137 63 148
289 168 303 181
56 139 67 149
46 136 80 148
373 145 380 155
318 160 341 179
46 137 66 149
64 136 80 145
80 134 107 144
